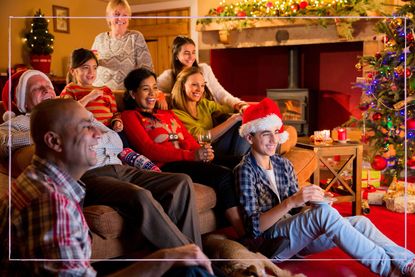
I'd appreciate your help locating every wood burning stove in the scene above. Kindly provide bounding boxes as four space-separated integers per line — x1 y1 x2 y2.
267 88 309 136
266 47 309 136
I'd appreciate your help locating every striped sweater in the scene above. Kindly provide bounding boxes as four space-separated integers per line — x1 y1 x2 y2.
60 83 121 127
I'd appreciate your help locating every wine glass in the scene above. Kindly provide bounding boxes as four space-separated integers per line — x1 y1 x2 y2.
197 130 212 147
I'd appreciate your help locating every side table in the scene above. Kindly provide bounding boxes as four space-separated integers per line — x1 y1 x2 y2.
296 137 363 215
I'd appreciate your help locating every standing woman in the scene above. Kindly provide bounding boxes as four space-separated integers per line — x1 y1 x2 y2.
157 36 248 112
92 0 153 90
171 66 250 168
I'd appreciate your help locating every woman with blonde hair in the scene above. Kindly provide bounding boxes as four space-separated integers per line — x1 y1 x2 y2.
171 66 250 168
92 0 153 90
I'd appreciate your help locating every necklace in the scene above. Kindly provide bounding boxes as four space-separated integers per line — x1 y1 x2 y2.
107 31 127 54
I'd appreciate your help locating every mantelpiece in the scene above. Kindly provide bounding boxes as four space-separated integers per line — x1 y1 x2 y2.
196 18 381 50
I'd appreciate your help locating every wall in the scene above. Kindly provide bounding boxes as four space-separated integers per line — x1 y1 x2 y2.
210 42 363 132
1 0 108 76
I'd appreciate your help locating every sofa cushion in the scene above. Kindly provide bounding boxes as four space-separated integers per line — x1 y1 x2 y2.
279 125 298 155
284 147 318 185
193 183 216 212
84 183 217 240
83 205 124 239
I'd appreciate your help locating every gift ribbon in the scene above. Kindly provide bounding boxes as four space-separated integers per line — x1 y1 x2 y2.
362 185 377 200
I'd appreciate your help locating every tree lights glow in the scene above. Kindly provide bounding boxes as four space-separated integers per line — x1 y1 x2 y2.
24 9 54 55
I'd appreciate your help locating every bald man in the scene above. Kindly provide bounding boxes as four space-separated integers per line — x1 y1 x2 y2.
0 99 213 276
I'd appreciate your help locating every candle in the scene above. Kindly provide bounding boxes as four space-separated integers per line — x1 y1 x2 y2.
337 128 347 141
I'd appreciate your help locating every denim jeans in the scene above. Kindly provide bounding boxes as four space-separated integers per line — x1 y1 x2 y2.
264 204 414 276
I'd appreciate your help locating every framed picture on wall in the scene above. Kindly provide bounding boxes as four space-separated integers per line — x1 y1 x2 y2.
52 5 70 33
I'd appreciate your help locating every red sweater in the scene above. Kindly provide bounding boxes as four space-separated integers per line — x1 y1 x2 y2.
61 83 120 126
121 109 201 167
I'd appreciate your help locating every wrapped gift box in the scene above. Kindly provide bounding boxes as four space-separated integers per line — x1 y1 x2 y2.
361 168 381 188
384 196 415 213
367 189 386 205
383 180 415 213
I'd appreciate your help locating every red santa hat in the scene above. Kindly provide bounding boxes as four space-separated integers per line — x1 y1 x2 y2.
2 69 52 121
239 97 289 143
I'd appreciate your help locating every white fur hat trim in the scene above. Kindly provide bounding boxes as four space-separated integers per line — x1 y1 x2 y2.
239 114 289 143
239 114 281 136
15 70 53 113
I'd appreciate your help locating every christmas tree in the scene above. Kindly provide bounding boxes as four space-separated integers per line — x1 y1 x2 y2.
357 1 415 181
24 9 54 55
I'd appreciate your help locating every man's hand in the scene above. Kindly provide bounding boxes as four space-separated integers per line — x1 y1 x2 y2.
112 120 123 132
162 244 213 274
289 184 325 208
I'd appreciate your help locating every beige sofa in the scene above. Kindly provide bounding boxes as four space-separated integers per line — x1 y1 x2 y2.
0 96 318 259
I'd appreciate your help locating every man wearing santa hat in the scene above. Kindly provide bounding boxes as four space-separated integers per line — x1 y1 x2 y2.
0 69 56 158
235 98 415 277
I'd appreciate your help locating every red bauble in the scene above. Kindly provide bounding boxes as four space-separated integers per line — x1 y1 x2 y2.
367 72 373 78
290 4 299 12
408 158 415 169
407 118 415 130
372 112 382 121
299 1 308 9
266 1 274 8
406 67 412 78
216 6 224 13
237 11 246 17
371 155 387 171
375 52 381 59
407 33 414 42
359 103 370 111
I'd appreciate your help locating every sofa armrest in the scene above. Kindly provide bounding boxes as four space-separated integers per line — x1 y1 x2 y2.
279 125 298 155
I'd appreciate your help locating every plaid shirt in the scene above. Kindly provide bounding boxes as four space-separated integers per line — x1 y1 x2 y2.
0 155 96 276
235 152 299 238
0 114 31 158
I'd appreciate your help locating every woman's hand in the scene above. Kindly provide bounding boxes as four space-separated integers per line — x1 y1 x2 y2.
234 102 249 114
226 113 242 123
194 145 214 162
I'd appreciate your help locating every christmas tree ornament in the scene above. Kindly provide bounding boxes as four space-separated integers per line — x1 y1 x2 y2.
299 1 308 9
386 120 393 129
372 112 382 121
290 4 299 12
359 102 370 111
237 10 247 17
371 155 388 171
408 157 415 169
407 118 415 130
406 67 412 78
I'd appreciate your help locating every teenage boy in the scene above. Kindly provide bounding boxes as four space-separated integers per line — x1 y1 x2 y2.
235 98 415 277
